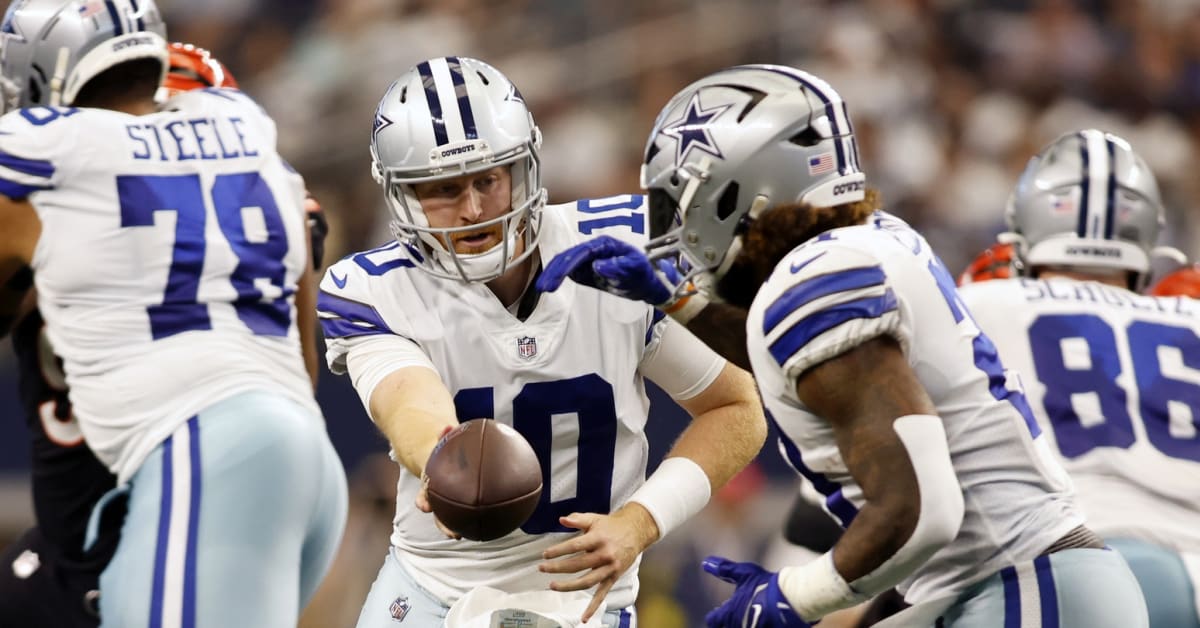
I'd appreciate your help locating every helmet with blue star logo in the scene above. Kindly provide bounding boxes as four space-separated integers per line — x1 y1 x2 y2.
0 0 167 108
369 56 545 283
641 64 865 295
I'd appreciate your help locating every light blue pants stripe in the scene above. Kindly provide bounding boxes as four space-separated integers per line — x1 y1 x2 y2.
1106 538 1200 628
941 548 1148 627
99 391 348 628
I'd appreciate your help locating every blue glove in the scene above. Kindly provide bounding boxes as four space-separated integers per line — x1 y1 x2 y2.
536 235 677 305
702 556 810 628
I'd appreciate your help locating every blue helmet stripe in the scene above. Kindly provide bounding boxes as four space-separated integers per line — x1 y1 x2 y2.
754 65 848 174
129 0 145 31
1104 137 1118 240
417 61 449 146
446 56 477 140
1076 131 1090 237
104 0 123 35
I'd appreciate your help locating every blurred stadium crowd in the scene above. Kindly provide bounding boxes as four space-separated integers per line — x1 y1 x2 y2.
4 0 1200 625
157 0 1200 275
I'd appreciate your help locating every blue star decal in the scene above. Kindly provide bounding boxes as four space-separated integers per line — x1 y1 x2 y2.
659 92 732 165
503 82 525 105
372 111 393 143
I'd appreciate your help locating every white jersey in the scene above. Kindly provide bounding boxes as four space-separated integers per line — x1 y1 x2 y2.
320 194 725 609
959 277 1200 553
745 212 1083 604
0 91 319 482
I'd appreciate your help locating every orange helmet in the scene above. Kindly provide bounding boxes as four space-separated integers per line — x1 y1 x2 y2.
958 242 1015 286
1149 265 1200 298
161 42 238 98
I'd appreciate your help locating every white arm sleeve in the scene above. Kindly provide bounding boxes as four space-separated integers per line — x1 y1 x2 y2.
779 415 965 620
639 315 726 400
342 334 438 420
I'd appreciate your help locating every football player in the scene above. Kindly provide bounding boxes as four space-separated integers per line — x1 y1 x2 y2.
319 56 766 626
0 36 334 627
539 65 1148 627
956 129 1200 628
0 2 347 627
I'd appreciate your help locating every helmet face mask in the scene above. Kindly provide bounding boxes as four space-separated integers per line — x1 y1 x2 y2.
1002 129 1179 290
0 0 168 108
370 57 546 283
640 64 866 302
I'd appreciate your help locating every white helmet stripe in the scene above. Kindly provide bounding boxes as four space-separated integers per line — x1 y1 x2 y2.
429 57 467 144
1077 129 1105 238
415 61 449 146
1102 137 1118 239
446 56 478 140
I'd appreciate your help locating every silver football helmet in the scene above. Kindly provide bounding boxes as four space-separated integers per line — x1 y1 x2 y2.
1002 129 1182 290
0 0 168 108
370 56 545 283
642 64 866 301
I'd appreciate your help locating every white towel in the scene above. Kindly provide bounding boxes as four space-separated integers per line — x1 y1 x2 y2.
444 587 606 628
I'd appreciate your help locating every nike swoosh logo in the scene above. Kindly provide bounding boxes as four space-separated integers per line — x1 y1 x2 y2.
790 251 827 274
330 272 348 289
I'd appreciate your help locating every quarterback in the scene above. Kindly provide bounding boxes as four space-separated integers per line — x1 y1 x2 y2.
319 56 765 627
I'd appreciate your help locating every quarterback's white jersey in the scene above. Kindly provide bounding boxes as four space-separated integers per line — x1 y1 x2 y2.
320 195 724 609
745 211 1083 604
0 92 318 482
959 277 1200 553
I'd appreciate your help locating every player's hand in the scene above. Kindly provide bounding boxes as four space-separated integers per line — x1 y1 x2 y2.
538 506 657 622
417 425 462 540
414 471 462 540
536 235 678 306
305 193 328 271
702 556 810 628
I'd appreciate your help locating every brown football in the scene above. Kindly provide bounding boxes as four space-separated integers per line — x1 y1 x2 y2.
424 418 543 542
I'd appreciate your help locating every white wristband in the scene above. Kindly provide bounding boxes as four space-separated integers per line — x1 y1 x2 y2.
777 552 870 622
663 291 709 325
627 456 711 539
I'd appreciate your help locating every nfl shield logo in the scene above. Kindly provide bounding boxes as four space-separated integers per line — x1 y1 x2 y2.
389 596 411 621
517 336 537 360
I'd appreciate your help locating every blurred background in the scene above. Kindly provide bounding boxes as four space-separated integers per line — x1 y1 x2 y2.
3 0 1200 625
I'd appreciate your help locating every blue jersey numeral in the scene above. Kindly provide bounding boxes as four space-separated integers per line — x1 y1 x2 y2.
118 172 293 339
1029 314 1200 461
927 257 1041 436
19 106 80 126
212 173 292 336
1030 315 1134 457
577 196 645 235
453 374 619 534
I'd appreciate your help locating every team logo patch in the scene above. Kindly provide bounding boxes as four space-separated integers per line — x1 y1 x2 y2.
389 596 411 621
517 336 537 360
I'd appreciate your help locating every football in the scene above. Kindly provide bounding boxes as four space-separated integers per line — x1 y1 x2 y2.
424 419 543 542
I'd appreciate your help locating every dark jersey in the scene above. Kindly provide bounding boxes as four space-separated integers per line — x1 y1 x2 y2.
11 309 119 566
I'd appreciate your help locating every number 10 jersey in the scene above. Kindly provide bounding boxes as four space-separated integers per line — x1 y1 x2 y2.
320 195 724 610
